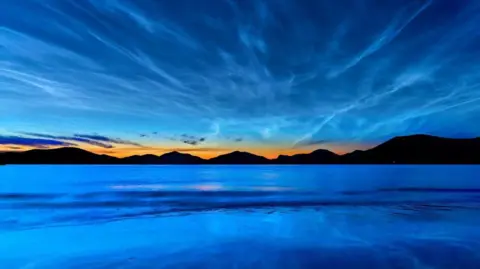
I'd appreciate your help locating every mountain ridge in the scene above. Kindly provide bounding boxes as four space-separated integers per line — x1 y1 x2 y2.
1 134 480 164
209 151 270 164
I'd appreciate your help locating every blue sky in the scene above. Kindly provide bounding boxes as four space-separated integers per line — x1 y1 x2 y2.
1 0 480 157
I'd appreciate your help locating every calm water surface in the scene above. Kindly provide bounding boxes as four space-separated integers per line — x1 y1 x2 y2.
1 165 480 268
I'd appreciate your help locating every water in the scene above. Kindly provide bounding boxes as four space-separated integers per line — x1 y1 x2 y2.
1 165 480 268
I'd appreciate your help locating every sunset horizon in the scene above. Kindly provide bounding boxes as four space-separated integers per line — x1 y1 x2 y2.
2 1 479 161
0 137 372 159
2 1 480 267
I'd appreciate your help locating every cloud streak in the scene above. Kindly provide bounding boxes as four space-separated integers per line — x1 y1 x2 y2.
73 134 142 147
17 132 142 149
0 135 76 147
1 0 480 151
293 139 329 148
327 0 433 78
179 134 206 146
20 132 115 149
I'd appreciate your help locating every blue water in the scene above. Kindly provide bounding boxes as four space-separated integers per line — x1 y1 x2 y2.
1 165 480 268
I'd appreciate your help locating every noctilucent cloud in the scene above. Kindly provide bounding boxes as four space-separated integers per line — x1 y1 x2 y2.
1 0 480 158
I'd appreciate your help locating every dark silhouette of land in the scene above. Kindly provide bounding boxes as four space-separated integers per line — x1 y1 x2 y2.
121 151 205 164
341 134 480 164
209 151 270 164
0 147 117 164
1 135 480 165
274 149 340 164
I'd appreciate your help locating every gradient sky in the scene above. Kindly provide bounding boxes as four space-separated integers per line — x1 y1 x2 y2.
1 0 480 158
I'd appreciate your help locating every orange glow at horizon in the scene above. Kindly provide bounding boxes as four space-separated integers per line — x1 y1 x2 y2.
0 142 373 159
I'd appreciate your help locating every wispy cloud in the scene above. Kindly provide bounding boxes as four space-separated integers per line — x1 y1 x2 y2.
17 132 142 148
179 134 206 146
73 134 142 147
1 0 480 151
5 146 22 150
327 0 433 78
293 139 329 148
20 132 115 149
0 135 76 147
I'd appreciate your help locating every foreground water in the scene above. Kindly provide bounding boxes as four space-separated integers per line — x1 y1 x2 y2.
1 165 480 268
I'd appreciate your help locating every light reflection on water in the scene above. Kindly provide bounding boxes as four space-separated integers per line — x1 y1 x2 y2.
109 183 294 191
1 165 480 268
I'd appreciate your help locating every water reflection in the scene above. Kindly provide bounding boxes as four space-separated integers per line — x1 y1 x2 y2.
2 208 480 268
1 165 480 268
1 185 480 231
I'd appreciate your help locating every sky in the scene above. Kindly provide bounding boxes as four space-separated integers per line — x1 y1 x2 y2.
1 0 480 158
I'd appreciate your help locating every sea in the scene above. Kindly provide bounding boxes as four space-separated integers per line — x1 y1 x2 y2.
1 165 480 268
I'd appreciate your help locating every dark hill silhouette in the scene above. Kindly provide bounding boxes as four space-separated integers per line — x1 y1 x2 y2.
0 147 118 164
158 151 206 164
208 151 270 164
122 151 205 164
121 154 161 164
274 149 339 164
341 134 480 164
1 135 480 164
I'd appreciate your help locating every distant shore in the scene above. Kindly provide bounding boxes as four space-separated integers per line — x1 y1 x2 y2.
1 134 480 165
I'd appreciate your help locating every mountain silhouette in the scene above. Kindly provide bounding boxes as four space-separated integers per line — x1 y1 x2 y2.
122 151 205 164
274 149 339 164
209 151 270 164
342 135 480 164
0 147 118 164
121 154 161 164
1 135 480 164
